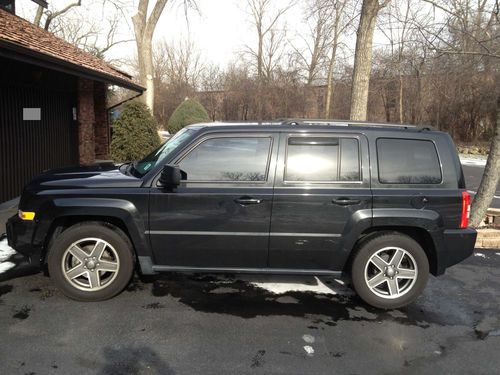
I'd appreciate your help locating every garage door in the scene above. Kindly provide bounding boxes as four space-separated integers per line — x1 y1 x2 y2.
0 85 78 203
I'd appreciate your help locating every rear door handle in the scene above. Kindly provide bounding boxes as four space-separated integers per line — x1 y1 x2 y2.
235 197 263 205
332 198 361 206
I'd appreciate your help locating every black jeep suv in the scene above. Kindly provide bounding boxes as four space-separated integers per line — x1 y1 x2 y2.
7 120 477 308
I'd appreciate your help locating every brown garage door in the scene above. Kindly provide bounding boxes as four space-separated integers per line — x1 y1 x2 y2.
0 85 78 203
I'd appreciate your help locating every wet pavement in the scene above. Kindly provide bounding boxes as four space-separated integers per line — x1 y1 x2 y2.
0 249 499 375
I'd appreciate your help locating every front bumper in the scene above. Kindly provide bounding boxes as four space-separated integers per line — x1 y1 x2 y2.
6 214 43 267
435 227 477 274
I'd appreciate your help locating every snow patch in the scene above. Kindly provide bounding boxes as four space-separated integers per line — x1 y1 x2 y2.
302 334 315 344
474 252 487 259
0 261 15 273
303 345 315 356
460 157 487 167
249 276 338 295
0 238 16 262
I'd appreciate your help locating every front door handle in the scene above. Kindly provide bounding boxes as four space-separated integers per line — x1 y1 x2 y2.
332 198 361 206
235 197 263 205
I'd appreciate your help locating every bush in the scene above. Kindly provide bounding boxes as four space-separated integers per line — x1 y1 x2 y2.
110 102 161 162
168 98 210 133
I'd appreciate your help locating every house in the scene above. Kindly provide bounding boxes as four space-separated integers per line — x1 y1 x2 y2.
0 5 143 203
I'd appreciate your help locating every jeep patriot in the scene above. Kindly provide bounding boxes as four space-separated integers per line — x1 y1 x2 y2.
7 120 477 308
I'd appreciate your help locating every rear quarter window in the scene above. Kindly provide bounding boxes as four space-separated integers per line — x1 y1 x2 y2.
377 138 442 184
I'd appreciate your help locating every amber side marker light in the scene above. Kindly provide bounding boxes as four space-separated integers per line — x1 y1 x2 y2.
18 210 36 221
460 191 471 229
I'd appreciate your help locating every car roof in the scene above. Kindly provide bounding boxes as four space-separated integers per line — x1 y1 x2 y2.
185 119 439 135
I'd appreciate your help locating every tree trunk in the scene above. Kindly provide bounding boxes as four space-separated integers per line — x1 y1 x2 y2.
257 33 264 121
349 0 386 121
133 0 168 113
398 70 404 123
325 30 339 118
470 94 500 227
143 39 155 112
33 5 43 26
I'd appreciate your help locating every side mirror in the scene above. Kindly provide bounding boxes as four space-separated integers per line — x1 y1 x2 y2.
158 164 181 188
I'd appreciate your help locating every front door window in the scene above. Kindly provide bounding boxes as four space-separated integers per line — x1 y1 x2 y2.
178 137 272 182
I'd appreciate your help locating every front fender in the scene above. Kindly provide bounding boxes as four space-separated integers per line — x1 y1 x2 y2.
34 197 152 260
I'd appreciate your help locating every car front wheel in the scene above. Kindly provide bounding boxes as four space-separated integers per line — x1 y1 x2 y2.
47 222 134 301
351 232 429 309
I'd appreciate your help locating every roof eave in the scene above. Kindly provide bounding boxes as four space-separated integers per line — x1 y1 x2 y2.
0 39 145 92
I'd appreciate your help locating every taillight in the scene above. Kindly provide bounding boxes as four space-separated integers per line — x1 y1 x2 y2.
460 191 471 228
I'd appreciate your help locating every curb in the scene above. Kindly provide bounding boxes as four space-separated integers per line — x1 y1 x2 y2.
476 229 500 249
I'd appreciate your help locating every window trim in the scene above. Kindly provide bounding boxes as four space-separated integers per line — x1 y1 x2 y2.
283 134 363 184
376 137 443 185
174 134 274 184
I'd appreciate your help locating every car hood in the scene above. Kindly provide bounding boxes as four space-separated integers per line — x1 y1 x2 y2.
25 164 143 190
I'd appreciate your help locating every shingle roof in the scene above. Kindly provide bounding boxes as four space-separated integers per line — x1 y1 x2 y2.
0 9 143 91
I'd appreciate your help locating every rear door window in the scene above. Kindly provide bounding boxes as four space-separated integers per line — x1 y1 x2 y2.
377 138 442 184
285 137 360 182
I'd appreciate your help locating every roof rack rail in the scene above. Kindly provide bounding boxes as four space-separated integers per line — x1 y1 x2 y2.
277 118 429 129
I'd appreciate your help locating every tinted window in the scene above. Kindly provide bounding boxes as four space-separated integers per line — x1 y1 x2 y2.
179 137 271 181
285 137 360 182
377 138 442 184
132 127 195 177
340 138 360 181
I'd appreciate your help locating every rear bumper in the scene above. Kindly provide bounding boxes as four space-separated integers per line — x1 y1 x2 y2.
435 227 477 274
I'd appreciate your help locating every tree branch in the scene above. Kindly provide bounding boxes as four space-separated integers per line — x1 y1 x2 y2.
44 0 82 31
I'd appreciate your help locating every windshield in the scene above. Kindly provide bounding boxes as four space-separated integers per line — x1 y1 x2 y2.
130 128 196 177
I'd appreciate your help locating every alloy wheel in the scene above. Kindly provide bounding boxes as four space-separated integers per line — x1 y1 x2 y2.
61 238 120 292
364 246 418 299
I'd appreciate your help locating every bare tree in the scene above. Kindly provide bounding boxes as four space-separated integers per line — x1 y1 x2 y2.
350 0 391 121
325 0 357 118
33 0 82 30
51 9 133 60
151 38 205 126
290 0 334 86
377 0 413 123
132 0 169 112
418 0 500 226
132 0 198 112
471 96 500 227
245 0 295 119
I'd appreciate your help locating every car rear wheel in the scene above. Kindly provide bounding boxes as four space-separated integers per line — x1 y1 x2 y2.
47 222 134 301
351 232 429 309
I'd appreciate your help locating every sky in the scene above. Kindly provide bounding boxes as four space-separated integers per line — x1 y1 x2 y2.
17 0 358 68
15 0 420 74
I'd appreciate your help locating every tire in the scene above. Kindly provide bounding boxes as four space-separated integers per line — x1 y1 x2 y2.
47 222 135 301
351 232 429 309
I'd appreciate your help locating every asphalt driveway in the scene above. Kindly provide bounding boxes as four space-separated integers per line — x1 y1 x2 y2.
0 249 499 374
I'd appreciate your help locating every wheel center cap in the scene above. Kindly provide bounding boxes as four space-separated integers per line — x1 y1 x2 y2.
86 260 96 270
386 266 396 278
